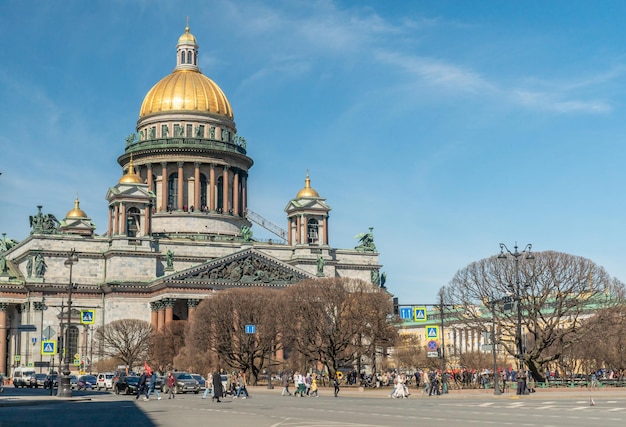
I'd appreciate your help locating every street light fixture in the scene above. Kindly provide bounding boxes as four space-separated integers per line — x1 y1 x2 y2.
58 249 78 398
498 242 534 377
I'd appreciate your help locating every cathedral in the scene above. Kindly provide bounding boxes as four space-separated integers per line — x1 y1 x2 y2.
0 26 381 376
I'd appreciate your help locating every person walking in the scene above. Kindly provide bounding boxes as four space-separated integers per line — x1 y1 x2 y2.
333 372 340 397
293 372 305 397
202 370 214 399
234 371 249 399
280 371 292 396
212 369 223 402
167 372 176 399
310 375 319 397
146 371 162 400
136 370 149 401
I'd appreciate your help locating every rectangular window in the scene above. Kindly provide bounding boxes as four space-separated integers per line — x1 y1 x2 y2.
174 124 181 137
161 125 168 138
198 125 205 138
186 124 193 137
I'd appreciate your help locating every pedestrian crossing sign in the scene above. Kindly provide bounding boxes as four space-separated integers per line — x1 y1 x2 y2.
426 326 439 340
41 340 56 355
81 309 95 324
413 307 427 322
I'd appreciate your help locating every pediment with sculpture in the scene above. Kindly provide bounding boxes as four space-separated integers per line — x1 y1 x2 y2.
163 248 315 287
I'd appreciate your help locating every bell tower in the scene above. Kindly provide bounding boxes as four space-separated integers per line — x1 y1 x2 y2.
284 172 331 246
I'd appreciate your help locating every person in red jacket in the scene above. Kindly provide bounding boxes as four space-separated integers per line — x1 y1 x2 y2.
167 372 176 399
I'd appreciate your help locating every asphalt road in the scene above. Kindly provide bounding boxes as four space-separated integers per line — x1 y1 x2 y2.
2 385 626 427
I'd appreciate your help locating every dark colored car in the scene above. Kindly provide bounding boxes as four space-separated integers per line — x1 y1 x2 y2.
114 376 140 395
70 375 78 389
77 375 97 390
44 374 58 389
31 373 48 388
191 374 206 391
163 372 200 394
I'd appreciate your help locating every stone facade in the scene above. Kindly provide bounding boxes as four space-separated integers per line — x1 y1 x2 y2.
0 26 383 376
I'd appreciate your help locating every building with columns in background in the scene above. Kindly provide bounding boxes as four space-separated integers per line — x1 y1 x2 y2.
0 26 382 376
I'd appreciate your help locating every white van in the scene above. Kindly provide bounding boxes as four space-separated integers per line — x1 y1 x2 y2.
12 367 36 388
96 372 114 390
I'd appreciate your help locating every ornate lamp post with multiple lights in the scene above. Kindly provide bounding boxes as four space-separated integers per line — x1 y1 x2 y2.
497 242 534 376
57 249 78 398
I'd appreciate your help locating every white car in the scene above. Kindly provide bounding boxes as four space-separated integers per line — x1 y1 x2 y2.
96 372 115 390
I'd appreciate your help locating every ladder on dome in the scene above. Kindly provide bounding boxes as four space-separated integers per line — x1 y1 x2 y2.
246 209 288 242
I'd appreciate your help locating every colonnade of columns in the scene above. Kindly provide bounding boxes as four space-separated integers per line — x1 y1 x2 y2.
146 162 247 215
150 298 200 331
449 327 484 355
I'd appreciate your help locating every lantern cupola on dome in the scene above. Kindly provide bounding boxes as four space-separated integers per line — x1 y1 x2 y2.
296 171 320 199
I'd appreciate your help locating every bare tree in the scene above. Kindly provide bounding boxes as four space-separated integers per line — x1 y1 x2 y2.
151 320 187 372
283 278 396 378
444 250 624 382
186 288 285 385
94 319 152 370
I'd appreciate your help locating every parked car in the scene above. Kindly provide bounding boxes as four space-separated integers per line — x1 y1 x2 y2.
191 374 206 391
69 375 78 389
114 375 140 395
12 367 36 388
96 372 115 390
163 372 200 394
77 375 98 390
31 373 48 388
44 373 58 389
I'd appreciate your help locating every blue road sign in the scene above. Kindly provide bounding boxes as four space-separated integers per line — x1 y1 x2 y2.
413 307 427 322
399 307 412 319
427 340 438 351
41 340 56 355
426 326 439 340
245 324 256 334
81 310 95 324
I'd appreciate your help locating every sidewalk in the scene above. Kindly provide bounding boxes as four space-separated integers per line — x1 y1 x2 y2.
248 384 626 399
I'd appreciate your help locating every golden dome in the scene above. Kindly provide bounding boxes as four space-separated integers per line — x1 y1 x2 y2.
139 69 233 119
296 172 320 198
119 156 143 184
66 195 88 219
178 26 197 45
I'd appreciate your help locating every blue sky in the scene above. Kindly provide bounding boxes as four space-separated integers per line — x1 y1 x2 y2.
1 0 626 304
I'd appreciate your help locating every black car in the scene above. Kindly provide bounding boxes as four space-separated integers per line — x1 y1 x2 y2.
114 376 140 395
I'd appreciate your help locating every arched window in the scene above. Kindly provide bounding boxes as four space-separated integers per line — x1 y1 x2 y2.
180 52 185 64
168 173 178 210
307 219 319 244
200 174 208 209
68 325 79 361
127 207 141 237
187 51 192 64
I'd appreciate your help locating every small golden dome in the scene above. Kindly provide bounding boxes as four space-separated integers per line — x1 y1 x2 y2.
66 195 88 219
178 26 197 45
119 156 143 184
296 172 320 198
139 69 233 119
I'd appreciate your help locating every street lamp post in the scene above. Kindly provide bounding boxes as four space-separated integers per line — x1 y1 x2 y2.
498 243 533 377
58 249 78 398
488 299 501 395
